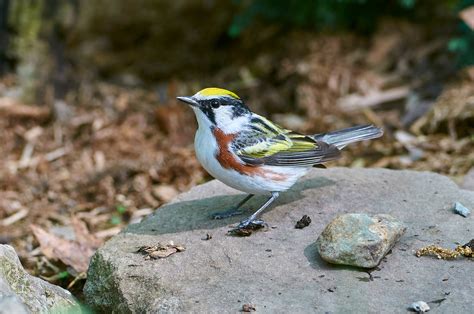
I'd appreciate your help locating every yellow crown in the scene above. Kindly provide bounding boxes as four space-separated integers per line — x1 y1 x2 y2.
197 87 240 99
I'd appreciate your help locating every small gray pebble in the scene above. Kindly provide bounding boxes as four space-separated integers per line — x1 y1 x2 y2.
453 202 470 217
410 301 430 313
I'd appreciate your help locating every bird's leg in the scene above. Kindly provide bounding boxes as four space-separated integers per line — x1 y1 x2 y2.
211 194 254 219
236 192 279 229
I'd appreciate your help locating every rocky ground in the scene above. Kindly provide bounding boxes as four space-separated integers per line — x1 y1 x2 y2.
83 168 473 312
0 15 473 301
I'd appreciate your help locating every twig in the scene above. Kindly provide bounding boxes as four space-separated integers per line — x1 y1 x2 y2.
45 146 70 162
18 143 35 168
17 146 71 169
132 208 153 219
0 97 50 119
338 86 409 111
67 272 87 289
94 226 122 238
0 209 29 226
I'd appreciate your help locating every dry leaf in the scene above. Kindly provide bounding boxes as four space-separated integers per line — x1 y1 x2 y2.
71 216 103 249
295 215 312 229
31 224 98 273
137 241 186 260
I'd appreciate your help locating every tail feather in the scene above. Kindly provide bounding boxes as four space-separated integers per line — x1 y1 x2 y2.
312 124 383 150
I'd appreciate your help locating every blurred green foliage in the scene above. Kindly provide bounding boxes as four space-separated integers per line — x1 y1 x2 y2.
116 204 127 214
230 0 474 66
448 0 474 66
229 0 420 37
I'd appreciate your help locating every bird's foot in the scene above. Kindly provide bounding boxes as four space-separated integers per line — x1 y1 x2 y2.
211 208 244 220
228 218 266 236
237 218 266 229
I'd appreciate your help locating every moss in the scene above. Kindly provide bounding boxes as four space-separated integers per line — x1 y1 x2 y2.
0 247 79 313
84 251 130 313
0 255 35 301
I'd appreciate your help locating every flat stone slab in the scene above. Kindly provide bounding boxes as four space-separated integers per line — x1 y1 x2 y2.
84 168 474 313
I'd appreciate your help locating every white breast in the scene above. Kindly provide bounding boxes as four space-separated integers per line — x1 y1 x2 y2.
194 126 308 195
192 107 308 194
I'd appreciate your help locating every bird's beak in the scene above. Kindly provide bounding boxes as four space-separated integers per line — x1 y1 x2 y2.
176 96 199 107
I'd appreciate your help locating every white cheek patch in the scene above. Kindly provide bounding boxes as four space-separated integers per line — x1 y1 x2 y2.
214 106 232 124
215 106 248 134
191 102 250 134
192 108 212 130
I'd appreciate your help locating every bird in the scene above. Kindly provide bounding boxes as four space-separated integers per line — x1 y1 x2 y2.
177 87 383 230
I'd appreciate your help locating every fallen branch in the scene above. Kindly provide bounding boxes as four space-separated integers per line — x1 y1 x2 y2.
337 86 410 111
0 97 50 120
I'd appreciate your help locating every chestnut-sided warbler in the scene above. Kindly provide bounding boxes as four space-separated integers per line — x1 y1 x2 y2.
177 88 383 230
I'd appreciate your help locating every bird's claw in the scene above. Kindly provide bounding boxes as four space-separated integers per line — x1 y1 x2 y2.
228 218 267 236
237 218 266 230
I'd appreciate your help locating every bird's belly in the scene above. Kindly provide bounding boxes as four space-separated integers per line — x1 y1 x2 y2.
194 129 307 194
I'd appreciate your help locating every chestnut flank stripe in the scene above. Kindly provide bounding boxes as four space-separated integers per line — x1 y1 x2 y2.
212 128 288 181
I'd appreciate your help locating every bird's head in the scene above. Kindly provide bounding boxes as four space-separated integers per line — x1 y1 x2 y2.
177 87 251 133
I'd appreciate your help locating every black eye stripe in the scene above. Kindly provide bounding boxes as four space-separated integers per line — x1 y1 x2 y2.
200 106 216 124
198 96 251 124
202 97 238 107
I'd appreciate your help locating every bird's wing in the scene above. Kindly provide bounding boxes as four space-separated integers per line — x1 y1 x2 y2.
233 115 341 167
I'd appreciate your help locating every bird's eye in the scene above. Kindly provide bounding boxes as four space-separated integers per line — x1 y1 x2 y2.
211 100 220 108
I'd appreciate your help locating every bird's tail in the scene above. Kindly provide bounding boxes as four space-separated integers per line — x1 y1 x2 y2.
312 124 383 150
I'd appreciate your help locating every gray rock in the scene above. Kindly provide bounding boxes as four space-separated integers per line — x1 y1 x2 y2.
0 245 80 313
461 167 474 191
316 213 406 268
0 296 29 314
84 168 474 313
